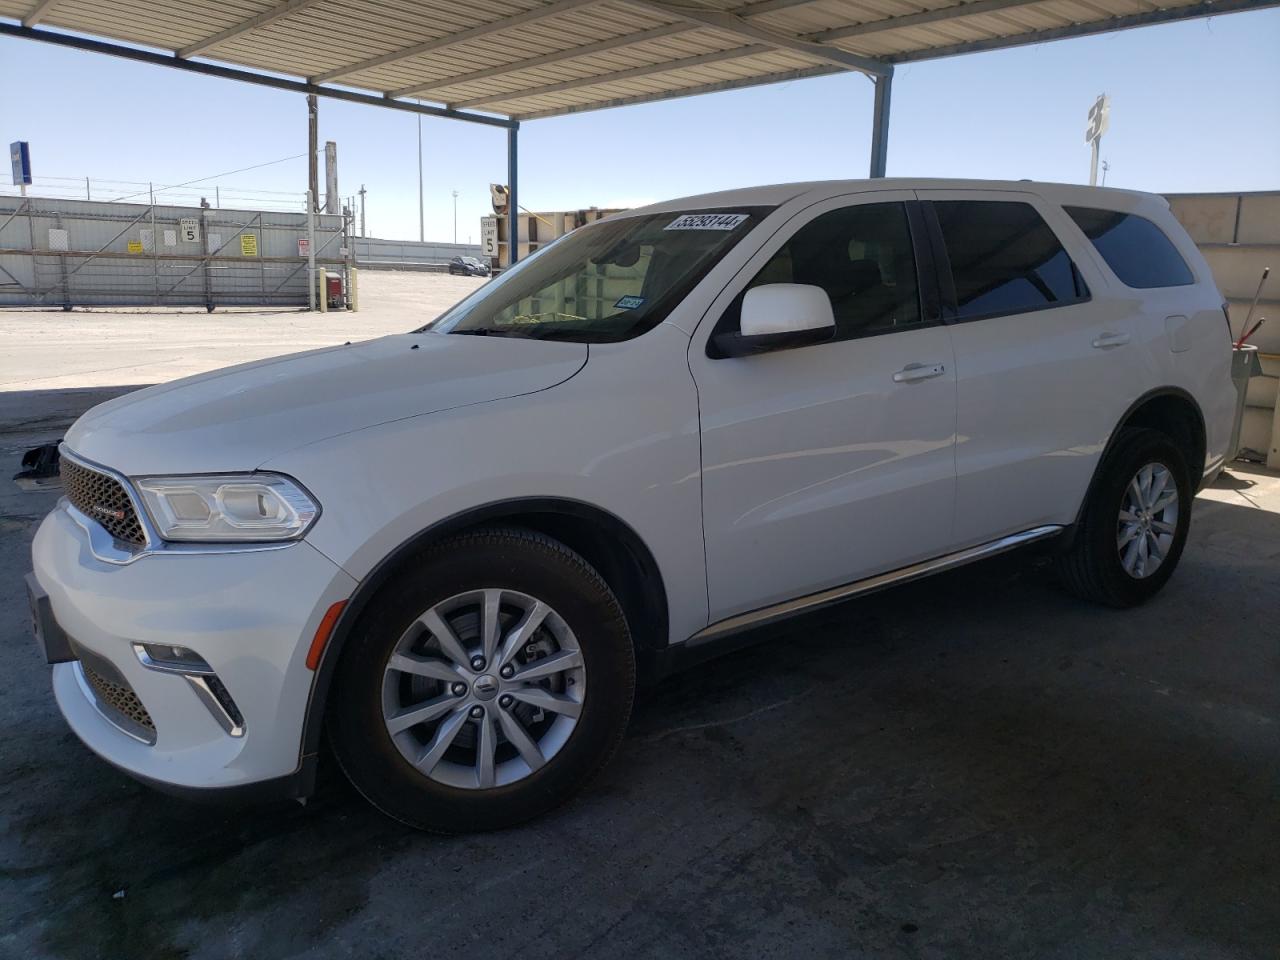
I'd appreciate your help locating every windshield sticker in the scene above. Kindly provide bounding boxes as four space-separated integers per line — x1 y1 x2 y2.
664 213 749 232
614 295 646 310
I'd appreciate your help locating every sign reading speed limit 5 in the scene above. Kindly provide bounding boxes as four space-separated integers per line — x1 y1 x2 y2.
179 217 200 243
481 216 498 257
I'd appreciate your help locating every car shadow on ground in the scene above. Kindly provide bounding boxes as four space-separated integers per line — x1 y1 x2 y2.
2 422 1276 957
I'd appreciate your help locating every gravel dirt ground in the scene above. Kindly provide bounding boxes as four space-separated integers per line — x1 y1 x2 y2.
1 274 1277 959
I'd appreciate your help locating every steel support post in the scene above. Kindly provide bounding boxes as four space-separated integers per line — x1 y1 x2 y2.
150 198 160 305
507 123 520 266
200 205 213 312
869 68 892 178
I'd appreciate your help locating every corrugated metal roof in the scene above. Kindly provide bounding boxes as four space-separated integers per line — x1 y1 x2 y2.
3 0 1273 120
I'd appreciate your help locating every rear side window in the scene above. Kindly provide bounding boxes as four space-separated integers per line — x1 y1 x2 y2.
932 200 1088 321
1065 206 1194 288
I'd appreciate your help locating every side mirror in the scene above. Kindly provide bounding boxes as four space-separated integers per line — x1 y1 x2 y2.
713 283 835 357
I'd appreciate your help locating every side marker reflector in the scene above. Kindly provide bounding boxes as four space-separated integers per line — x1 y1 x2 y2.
307 600 347 671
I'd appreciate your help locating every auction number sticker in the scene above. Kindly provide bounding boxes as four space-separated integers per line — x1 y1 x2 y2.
664 213 749 231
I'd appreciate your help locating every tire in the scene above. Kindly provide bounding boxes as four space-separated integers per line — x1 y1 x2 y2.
328 526 635 832
1056 427 1193 608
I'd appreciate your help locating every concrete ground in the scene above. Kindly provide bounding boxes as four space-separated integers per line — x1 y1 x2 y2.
1 277 1277 959
1 271 485 391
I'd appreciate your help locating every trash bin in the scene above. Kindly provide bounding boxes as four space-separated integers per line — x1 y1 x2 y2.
1228 344 1262 461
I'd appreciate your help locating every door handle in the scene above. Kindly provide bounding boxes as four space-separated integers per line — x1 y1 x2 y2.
1092 332 1131 349
892 362 946 383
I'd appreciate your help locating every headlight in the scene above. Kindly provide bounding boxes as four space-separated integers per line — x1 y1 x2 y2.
134 474 319 542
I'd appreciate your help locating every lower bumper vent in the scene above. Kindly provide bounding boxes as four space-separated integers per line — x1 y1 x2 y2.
78 657 157 744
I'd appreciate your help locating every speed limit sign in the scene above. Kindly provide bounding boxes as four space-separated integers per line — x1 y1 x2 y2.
179 217 200 243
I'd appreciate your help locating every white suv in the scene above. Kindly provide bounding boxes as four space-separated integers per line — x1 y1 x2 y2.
27 179 1235 831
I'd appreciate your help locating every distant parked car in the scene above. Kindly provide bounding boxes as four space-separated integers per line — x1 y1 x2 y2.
27 179 1234 833
449 256 490 276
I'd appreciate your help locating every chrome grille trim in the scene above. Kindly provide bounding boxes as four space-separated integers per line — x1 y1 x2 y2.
59 452 147 548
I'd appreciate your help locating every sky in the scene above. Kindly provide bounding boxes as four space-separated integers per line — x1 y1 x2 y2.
2 8 1278 243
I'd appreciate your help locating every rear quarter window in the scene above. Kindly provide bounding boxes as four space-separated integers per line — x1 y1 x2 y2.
1065 206 1195 288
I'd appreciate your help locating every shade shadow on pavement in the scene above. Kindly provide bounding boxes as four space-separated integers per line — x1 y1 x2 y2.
0 387 1276 959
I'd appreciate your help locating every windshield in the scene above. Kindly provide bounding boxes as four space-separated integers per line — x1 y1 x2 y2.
426 207 770 342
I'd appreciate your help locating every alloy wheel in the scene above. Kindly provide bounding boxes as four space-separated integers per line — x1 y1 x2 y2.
381 589 586 790
1116 461 1180 579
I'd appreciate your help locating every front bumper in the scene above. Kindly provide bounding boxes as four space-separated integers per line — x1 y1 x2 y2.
31 502 356 794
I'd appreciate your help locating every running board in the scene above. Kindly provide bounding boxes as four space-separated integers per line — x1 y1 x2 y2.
686 525 1064 647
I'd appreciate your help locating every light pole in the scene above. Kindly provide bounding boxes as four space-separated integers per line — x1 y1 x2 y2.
1085 93 1110 186
452 188 458 244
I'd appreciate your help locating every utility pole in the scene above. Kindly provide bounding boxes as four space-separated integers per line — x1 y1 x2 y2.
307 94 319 212
417 101 424 243
358 184 367 238
452 188 458 244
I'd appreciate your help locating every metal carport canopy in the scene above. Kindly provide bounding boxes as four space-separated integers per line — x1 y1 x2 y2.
4 0 1276 259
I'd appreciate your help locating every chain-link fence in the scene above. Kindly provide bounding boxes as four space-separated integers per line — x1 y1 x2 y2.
0 196 347 308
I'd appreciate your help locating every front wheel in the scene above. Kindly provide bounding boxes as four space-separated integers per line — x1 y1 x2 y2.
328 527 635 832
1056 427 1192 607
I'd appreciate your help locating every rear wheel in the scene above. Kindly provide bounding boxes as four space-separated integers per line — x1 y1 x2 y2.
329 527 635 832
1056 427 1192 607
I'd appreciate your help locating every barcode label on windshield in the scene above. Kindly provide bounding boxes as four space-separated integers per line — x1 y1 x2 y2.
664 213 749 231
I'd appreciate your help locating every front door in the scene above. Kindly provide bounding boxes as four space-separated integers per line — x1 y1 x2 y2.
690 193 959 623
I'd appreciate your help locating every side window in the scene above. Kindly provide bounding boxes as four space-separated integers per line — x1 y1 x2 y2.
722 201 922 343
1065 206 1194 288
932 200 1088 321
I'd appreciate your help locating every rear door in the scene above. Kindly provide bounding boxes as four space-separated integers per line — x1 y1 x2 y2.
690 192 959 622
916 189 1127 544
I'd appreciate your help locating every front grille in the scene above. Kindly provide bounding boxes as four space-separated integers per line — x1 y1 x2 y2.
80 662 157 742
60 456 146 546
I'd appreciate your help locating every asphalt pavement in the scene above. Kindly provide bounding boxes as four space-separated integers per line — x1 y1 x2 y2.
1 348 1277 960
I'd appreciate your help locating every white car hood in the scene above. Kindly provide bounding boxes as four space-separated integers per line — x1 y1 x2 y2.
64 332 588 475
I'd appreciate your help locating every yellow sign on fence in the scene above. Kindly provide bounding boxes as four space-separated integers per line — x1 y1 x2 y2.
240 233 258 256
126 240 144 254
